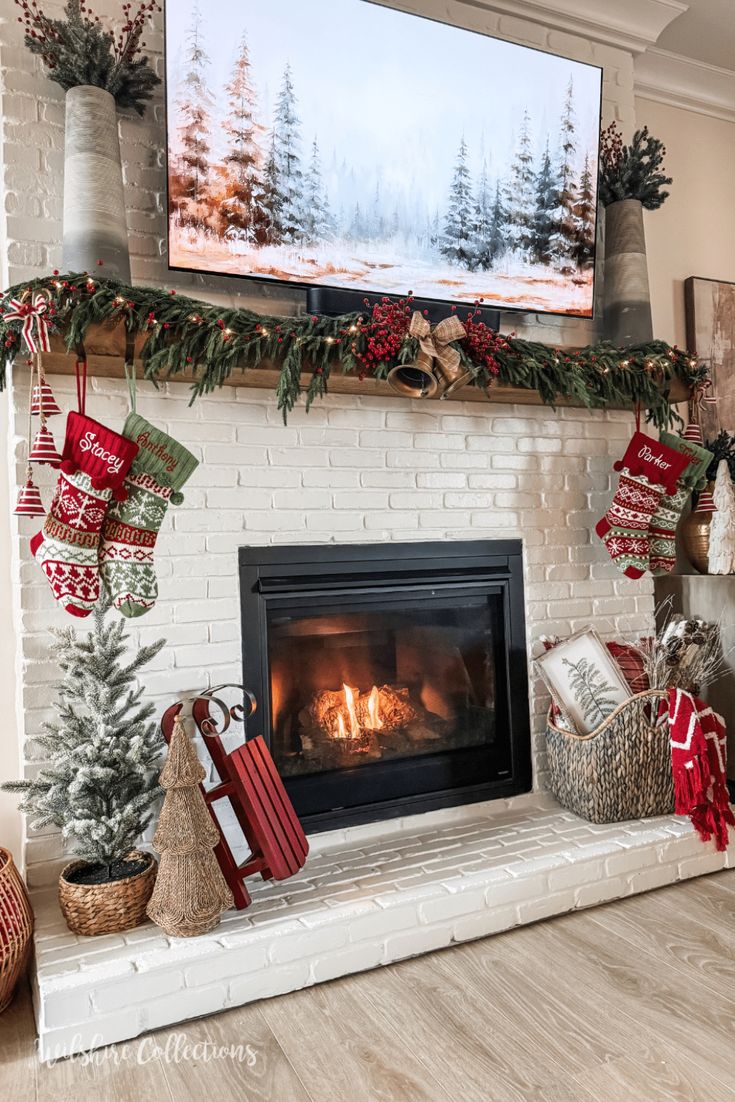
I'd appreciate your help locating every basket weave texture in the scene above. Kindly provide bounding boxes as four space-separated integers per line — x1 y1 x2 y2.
546 690 675 823
58 849 157 937
0 847 33 1014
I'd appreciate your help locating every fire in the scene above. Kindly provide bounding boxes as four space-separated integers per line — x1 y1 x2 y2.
366 685 384 730
343 683 361 739
331 684 384 739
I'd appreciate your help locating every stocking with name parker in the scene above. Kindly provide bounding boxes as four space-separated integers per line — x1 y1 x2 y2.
595 430 692 579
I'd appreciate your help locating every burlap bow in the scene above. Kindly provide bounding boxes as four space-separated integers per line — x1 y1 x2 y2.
408 311 466 386
3 291 51 353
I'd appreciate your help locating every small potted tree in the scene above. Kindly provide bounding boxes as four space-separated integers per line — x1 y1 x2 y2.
2 600 165 936
15 0 161 279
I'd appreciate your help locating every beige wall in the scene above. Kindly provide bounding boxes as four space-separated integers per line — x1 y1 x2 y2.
637 97 735 348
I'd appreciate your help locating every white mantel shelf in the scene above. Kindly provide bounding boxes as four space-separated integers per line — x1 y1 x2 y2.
31 792 732 1062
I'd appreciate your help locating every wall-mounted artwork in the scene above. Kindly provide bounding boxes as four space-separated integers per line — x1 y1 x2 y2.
165 0 603 318
685 276 735 439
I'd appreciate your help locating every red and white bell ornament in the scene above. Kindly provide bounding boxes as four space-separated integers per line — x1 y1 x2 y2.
28 422 62 467
30 381 62 417
14 478 45 517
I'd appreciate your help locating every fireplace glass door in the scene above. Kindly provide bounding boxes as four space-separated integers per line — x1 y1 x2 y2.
268 593 506 780
239 540 531 829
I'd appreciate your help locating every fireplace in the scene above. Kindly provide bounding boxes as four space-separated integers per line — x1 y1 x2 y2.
239 540 531 831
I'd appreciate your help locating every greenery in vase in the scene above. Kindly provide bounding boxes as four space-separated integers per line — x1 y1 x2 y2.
15 0 161 115
1 599 166 878
705 430 735 484
561 656 620 728
599 121 672 209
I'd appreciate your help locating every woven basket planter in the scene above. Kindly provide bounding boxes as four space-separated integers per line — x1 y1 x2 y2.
59 850 157 937
0 848 33 1013
546 690 674 823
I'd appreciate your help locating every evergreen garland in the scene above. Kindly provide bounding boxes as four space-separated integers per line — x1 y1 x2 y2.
0 271 707 428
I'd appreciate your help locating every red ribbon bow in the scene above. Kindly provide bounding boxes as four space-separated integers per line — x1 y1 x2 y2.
3 292 51 354
695 376 717 411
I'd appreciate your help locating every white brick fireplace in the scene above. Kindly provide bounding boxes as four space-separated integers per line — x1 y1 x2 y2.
2 0 731 1062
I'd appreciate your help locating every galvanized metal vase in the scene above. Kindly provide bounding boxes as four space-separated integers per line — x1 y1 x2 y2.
63 85 131 281
603 198 653 346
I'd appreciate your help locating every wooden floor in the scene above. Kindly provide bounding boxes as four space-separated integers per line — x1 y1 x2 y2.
3 871 735 1101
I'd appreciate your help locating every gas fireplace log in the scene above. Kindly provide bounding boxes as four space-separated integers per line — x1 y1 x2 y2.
307 684 418 736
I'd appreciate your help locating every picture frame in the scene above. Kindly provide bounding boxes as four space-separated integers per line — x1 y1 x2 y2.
535 629 632 735
684 276 735 440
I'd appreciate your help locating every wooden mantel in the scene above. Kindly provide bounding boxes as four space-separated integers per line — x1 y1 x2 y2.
33 324 690 410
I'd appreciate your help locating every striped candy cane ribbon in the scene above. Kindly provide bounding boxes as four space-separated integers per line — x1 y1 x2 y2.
694 374 717 412
2 291 51 353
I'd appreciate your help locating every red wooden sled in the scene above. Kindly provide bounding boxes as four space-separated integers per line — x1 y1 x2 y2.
161 685 309 910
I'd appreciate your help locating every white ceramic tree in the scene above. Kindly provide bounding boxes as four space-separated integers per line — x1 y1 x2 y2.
709 460 735 574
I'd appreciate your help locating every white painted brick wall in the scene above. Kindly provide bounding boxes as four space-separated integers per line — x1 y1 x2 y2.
0 2 652 886
10 376 655 886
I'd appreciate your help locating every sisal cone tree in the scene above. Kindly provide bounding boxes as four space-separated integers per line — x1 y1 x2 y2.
146 714 233 937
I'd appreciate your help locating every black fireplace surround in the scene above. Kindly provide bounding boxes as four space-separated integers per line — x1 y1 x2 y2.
239 540 531 832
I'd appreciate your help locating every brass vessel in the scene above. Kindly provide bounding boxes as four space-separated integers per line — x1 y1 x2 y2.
680 483 715 573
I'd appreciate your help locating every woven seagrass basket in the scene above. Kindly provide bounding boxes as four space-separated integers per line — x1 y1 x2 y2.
59 850 157 937
545 690 675 823
0 848 33 1013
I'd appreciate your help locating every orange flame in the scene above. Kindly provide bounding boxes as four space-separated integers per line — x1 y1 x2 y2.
343 683 360 739
335 711 347 739
366 685 384 730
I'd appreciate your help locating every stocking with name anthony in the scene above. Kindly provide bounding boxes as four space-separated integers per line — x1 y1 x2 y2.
595 431 692 579
99 412 198 617
31 410 138 616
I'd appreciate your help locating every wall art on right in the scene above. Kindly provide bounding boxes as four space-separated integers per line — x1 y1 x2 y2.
685 276 735 440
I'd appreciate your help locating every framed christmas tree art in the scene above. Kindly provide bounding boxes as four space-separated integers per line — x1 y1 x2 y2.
535 629 632 735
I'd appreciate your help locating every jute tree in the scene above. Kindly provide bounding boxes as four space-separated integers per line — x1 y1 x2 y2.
146 714 233 937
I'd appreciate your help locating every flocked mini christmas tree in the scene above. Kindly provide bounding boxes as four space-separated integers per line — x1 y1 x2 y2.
146 714 233 937
709 460 735 575
1 597 165 879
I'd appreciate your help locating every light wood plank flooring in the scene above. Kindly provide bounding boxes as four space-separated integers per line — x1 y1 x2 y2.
2 870 735 1101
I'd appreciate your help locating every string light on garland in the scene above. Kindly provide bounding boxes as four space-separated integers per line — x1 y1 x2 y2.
0 272 709 427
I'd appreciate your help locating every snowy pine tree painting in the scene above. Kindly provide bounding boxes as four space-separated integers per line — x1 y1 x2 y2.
166 0 602 315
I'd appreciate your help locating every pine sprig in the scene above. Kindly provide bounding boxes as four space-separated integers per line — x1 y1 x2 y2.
705 431 735 484
0 272 708 428
599 122 672 209
15 0 161 115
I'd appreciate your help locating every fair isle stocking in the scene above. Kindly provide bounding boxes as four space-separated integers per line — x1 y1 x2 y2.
649 432 714 575
595 431 693 579
30 412 138 617
99 412 198 617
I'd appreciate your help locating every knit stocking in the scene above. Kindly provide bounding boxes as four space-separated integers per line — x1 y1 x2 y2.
595 431 692 579
30 412 138 617
99 412 198 617
649 432 713 576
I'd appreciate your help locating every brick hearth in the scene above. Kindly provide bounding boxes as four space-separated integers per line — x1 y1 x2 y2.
32 793 734 1061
